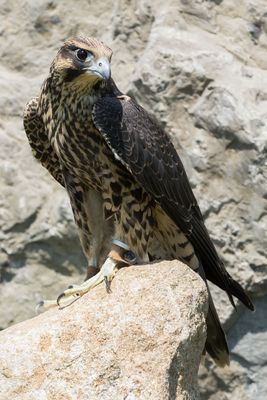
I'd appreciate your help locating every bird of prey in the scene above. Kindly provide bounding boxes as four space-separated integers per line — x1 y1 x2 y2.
24 36 254 367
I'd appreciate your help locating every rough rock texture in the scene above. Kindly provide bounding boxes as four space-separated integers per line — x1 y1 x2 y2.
0 261 208 400
0 1 266 399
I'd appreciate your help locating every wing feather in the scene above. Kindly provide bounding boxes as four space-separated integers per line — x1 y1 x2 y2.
23 97 64 187
92 96 254 310
93 97 201 227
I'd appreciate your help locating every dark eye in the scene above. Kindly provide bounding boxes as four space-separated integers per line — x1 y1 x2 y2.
76 48 89 61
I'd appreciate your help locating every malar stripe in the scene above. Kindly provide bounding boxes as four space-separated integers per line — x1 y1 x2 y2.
65 68 84 82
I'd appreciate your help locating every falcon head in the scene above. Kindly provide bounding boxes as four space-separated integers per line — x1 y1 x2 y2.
52 36 113 84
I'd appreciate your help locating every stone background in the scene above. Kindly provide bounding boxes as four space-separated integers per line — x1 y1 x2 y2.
0 0 266 399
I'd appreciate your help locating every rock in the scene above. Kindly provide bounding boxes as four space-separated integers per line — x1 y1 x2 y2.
0 261 208 400
190 87 246 142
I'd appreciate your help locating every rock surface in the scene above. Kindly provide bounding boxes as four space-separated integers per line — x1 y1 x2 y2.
0 1 267 399
0 261 208 400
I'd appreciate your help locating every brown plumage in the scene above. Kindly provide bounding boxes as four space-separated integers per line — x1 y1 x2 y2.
24 36 254 367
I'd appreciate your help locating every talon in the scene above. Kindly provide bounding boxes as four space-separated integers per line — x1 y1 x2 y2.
35 301 44 313
57 292 65 306
38 256 120 309
104 276 112 293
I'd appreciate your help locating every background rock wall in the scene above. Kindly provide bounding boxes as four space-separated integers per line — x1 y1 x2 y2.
0 1 266 399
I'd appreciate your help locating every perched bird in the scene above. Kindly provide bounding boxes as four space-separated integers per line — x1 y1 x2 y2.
24 36 254 367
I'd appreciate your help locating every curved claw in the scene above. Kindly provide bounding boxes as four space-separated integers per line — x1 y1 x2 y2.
104 276 112 293
35 301 44 314
57 292 65 306
57 291 80 306
38 256 121 310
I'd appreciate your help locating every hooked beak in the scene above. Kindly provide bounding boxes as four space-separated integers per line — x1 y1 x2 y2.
86 57 111 80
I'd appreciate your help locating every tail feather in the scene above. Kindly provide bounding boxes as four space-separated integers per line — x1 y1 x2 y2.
205 291 229 367
226 273 254 311
193 221 254 312
198 261 229 367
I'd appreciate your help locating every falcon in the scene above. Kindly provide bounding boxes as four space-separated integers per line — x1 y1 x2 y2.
24 36 254 367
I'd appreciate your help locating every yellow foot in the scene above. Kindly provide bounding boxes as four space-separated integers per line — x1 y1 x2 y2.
57 257 119 305
37 257 119 310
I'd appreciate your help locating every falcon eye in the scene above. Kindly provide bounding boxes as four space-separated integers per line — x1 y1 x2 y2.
76 48 89 61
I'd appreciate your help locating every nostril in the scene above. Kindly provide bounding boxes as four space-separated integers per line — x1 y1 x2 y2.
99 62 102 66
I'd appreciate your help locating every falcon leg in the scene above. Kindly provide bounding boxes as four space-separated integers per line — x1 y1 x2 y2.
38 243 134 310
57 256 120 305
57 244 132 306
62 169 115 280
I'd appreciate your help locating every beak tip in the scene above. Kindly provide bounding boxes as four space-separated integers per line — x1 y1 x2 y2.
84 57 111 81
101 64 111 81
